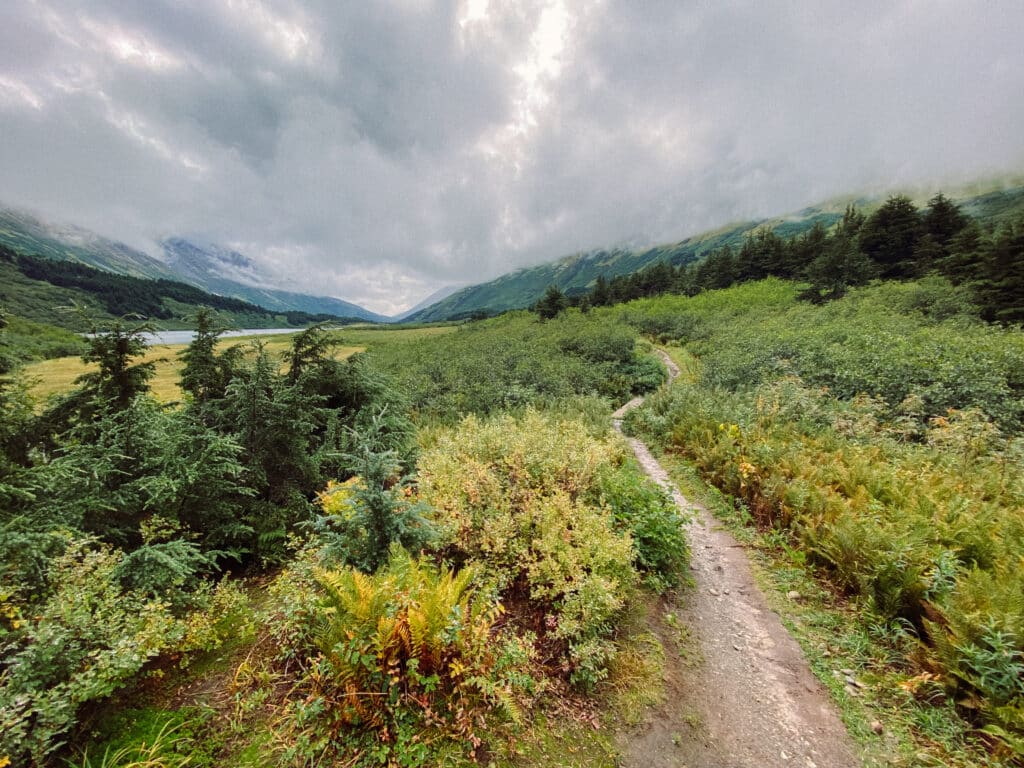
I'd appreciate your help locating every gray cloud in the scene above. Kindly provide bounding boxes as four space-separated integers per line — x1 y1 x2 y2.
1 0 1022 314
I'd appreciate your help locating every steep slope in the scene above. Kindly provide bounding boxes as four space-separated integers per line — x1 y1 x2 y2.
392 284 462 321
0 245 355 331
161 238 390 323
0 208 177 281
957 184 1024 226
407 213 839 322
0 207 387 322
407 181 1024 322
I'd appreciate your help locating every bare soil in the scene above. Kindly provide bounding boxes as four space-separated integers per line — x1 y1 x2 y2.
610 352 860 768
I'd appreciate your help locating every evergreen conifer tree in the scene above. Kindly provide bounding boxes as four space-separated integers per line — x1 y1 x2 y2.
535 284 568 319
859 195 923 278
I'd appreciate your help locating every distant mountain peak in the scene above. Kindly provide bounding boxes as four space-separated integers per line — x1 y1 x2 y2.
156 237 389 321
392 283 463 321
0 207 388 323
159 236 264 286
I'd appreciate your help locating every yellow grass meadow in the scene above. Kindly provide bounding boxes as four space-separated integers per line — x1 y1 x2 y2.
21 325 457 404
24 335 360 404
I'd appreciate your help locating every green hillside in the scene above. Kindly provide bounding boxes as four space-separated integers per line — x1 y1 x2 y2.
406 220 770 321
408 182 1024 322
0 245 359 332
0 210 389 322
0 209 177 281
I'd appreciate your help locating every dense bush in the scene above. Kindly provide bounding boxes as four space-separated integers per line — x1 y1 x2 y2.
0 320 419 764
365 311 665 419
418 410 681 686
621 279 1024 431
623 279 1024 751
592 459 689 591
0 539 250 765
268 546 528 767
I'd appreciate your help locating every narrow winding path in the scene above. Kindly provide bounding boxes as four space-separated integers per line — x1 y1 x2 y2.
611 351 859 768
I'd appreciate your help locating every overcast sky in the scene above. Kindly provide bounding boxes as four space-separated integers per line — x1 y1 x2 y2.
1 1 1023 314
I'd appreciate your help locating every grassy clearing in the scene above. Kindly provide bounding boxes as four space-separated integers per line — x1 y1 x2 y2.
21 324 455 404
326 323 459 345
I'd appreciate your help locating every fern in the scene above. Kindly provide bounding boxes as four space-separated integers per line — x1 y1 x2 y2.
277 546 518 763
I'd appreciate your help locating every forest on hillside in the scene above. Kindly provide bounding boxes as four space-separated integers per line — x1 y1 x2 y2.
541 193 1024 324
0 245 353 331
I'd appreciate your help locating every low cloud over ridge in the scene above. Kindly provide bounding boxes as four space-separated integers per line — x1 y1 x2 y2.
1 0 1022 314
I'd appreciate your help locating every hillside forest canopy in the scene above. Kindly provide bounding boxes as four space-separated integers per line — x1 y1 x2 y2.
546 194 1024 324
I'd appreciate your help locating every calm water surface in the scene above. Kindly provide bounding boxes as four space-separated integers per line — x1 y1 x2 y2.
142 328 300 345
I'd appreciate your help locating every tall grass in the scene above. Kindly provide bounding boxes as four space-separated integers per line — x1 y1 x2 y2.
621 278 1024 753
364 311 665 420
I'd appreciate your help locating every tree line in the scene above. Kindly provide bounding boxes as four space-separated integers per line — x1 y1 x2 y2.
7 314 414 568
535 193 1024 323
0 245 354 326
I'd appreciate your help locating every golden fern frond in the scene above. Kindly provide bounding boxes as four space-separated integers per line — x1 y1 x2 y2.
408 607 433 666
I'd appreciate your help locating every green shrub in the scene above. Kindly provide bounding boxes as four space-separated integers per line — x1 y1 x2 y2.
0 540 178 765
0 540 252 766
592 461 689 591
313 419 435 574
418 411 640 686
270 546 533 767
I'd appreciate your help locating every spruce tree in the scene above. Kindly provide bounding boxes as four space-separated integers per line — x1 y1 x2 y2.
859 195 922 278
923 192 968 251
77 320 156 412
938 221 986 284
179 307 228 405
801 231 877 302
535 284 568 319
591 275 611 306
975 223 1024 323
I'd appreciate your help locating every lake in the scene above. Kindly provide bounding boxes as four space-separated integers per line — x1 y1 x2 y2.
141 328 300 345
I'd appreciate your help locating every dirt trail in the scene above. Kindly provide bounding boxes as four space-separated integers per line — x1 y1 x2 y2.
610 350 859 768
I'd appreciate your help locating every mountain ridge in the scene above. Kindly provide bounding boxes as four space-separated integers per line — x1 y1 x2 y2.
0 207 387 323
0 244 357 332
160 238 390 323
405 181 1024 322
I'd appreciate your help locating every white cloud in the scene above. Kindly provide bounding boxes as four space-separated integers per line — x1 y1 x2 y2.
0 0 1022 314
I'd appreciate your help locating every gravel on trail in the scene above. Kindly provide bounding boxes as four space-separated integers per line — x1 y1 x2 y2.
610 351 860 768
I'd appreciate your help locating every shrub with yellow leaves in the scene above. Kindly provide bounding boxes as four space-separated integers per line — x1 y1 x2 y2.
418 410 640 687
